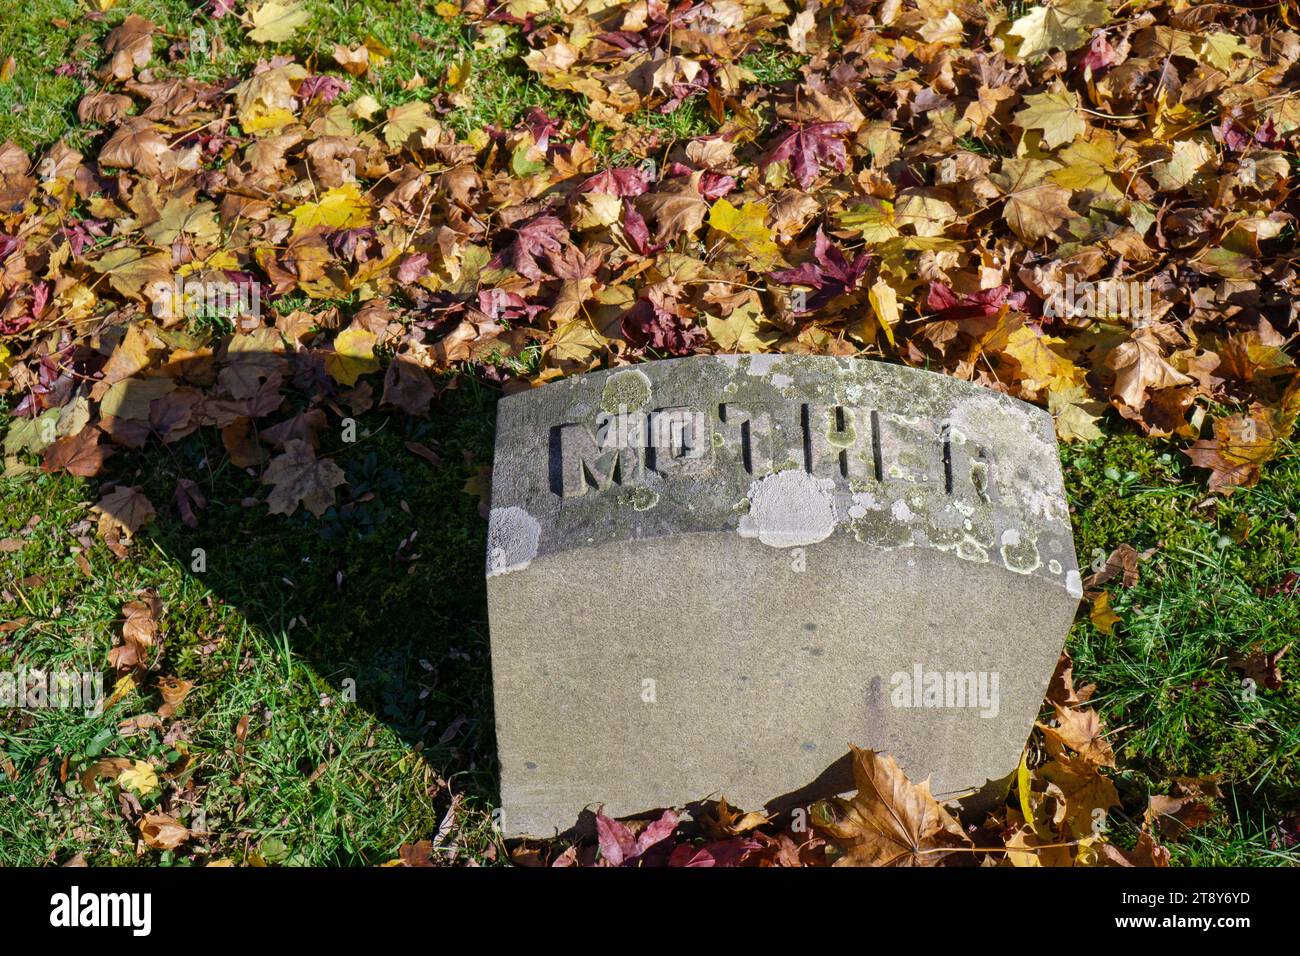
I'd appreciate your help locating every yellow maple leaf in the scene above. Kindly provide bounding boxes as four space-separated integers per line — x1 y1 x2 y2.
706 297 776 353
1152 138 1213 192
383 100 439 148
1049 132 1125 195
893 193 955 238
1149 89 1201 141
1015 89 1085 150
839 199 899 244
1090 592 1121 634
547 318 605 364
177 250 240 277
90 248 173 301
325 327 380 386
1004 325 1082 395
1008 0 1108 60
233 63 307 135
106 674 137 709
1049 384 1104 442
247 0 310 44
288 183 370 235
868 278 900 347
117 760 159 796
707 199 779 268
1198 32 1256 73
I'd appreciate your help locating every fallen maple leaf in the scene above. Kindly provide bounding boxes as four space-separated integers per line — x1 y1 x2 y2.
41 428 113 477
1009 0 1109 60
1107 333 1193 410
288 183 369 235
262 440 347 517
1096 831 1170 867
634 174 708 243
1146 793 1213 839
246 0 310 44
1003 183 1075 243
382 358 436 416
1227 643 1290 692
594 808 678 866
1184 405 1290 493
157 676 193 718
769 227 870 312
492 215 569 282
667 837 764 867
1039 750 1121 840
110 596 160 671
1083 543 1141 590
1039 703 1116 767
94 485 156 539
324 327 380 387
1046 649 1096 708
760 122 851 189
116 759 159 796
813 747 970 867
1015 89 1086 149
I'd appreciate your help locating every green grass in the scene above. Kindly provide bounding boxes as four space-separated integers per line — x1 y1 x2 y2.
1060 434 1300 865
0 0 712 157
0 384 502 865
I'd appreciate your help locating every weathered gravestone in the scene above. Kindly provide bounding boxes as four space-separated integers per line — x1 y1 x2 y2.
486 355 1081 838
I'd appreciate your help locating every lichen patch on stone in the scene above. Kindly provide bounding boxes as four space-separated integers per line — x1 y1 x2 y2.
999 528 1041 575
600 368 652 413
487 506 542 577
1065 569 1084 599
739 469 837 548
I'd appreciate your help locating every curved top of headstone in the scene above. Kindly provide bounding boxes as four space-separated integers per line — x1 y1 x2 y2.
487 354 1081 598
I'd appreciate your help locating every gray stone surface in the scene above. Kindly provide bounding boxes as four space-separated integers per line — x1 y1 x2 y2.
486 355 1081 838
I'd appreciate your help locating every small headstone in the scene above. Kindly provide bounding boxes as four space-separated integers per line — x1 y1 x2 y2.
487 355 1081 838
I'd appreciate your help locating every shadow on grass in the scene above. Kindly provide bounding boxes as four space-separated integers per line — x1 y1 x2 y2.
99 356 502 827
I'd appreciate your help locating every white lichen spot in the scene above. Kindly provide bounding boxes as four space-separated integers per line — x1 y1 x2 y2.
851 491 882 515
1048 559 1062 575
739 470 836 548
957 536 989 563
999 528 1041 575
770 373 794 389
1065 569 1084 599
891 499 915 522
742 354 784 376
487 506 541 577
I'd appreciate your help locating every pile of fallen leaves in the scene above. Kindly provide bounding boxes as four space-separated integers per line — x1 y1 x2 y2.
1 0 1298 864
3 0 1299 526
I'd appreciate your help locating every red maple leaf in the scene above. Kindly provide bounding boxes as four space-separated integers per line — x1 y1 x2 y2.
760 122 851 189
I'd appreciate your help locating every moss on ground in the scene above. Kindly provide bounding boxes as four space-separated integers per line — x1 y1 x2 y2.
1060 434 1300 865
